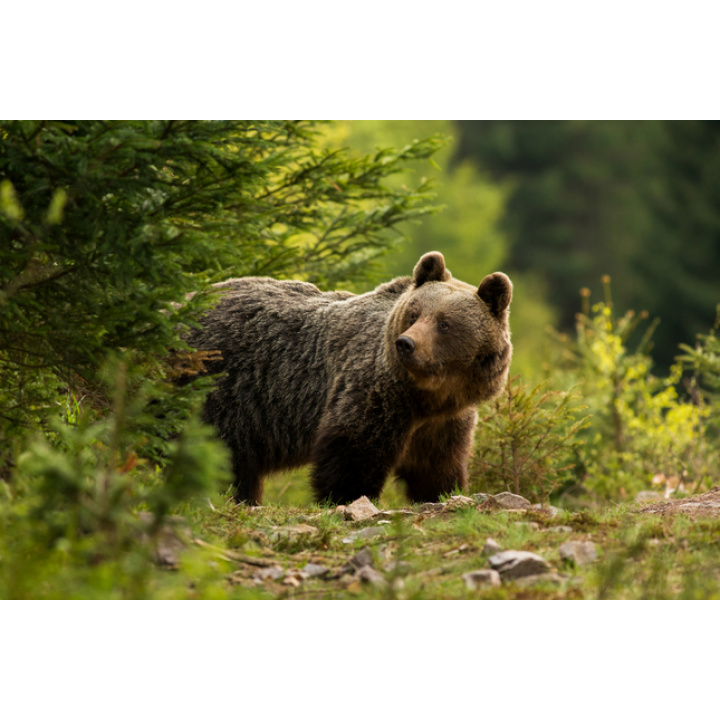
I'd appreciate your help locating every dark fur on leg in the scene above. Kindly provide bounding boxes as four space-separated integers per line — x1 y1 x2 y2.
395 412 476 502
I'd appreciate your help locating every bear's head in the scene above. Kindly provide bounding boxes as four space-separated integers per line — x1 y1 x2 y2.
387 251 513 406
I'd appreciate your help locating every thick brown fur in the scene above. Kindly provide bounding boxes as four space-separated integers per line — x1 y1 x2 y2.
186 251 512 505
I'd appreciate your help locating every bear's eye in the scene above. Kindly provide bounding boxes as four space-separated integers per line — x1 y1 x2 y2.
438 320 451 333
408 310 419 324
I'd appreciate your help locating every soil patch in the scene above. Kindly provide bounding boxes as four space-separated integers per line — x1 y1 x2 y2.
634 486 720 518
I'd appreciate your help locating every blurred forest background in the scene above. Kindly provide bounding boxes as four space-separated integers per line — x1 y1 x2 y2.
2 120 720 597
342 120 720 377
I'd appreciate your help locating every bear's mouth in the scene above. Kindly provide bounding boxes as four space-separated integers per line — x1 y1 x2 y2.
396 352 444 377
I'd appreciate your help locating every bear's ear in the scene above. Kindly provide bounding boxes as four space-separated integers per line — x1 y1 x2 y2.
413 251 451 287
478 272 513 317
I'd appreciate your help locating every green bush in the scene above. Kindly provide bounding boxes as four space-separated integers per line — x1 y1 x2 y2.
0 120 444 475
470 375 589 503
554 281 714 502
0 360 230 599
0 120 444 598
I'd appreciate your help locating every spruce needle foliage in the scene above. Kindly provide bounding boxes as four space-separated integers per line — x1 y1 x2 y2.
471 375 589 502
0 120 443 472
0 120 444 598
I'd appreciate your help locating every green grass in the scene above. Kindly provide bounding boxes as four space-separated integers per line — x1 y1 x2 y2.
170 476 720 600
3 464 719 599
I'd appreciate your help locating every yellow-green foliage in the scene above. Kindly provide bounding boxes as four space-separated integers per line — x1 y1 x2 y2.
554 282 713 501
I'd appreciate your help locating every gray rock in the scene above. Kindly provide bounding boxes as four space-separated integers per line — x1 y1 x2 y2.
531 503 562 517
462 569 501 589
488 550 551 579
547 526 574 533
493 492 532 509
344 496 380 521
376 509 415 520
342 526 385 544
417 502 447 513
355 565 388 587
344 547 374 571
472 493 491 504
446 495 476 510
253 566 285 582
301 562 331 579
559 541 598 566
513 572 565 587
482 537 502 555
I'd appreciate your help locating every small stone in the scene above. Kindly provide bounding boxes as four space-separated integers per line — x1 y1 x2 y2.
547 526 574 533
253 566 285 582
344 547 374 571
488 550 551 579
531 503 562 517
482 537 502 555
417 502 447 513
342 526 385 544
462 569 501 589
376 509 415 519
493 492 532 509
472 493 491 503
513 572 565 587
345 496 380 522
301 562 331 579
282 572 303 587
513 521 541 530
355 565 388 587
559 541 598 566
443 543 471 557
446 495 476 510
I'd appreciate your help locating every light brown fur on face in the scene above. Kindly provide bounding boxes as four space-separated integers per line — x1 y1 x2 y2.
187 251 512 505
386 260 512 413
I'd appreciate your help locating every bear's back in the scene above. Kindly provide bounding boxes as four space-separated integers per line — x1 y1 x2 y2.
189 275 413 473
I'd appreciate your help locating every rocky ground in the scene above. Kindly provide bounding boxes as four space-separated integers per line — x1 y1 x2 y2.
150 485 720 599
635 485 720 518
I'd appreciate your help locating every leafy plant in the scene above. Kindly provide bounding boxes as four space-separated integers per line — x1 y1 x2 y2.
553 279 715 501
679 305 720 407
0 360 230 599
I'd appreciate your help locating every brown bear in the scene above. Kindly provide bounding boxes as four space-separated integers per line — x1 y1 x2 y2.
187 251 512 505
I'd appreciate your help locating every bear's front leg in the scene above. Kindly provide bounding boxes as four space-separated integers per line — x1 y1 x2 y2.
310 425 402 505
395 412 477 503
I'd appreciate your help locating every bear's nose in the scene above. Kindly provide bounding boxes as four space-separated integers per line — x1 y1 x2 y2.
395 336 416 356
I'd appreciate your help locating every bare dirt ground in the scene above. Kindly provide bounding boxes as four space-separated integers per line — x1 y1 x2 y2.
635 486 720 518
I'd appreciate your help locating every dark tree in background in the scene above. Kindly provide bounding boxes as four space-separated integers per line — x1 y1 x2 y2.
454 120 720 369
